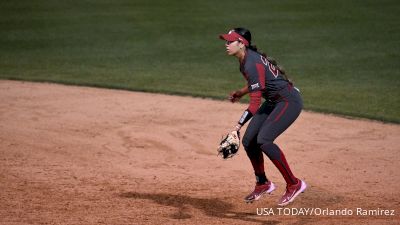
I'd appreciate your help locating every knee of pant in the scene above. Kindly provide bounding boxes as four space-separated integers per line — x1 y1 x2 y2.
242 138 261 159
256 134 274 147
241 135 253 152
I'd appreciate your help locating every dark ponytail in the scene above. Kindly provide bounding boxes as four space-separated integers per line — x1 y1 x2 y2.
250 44 290 81
234 27 290 81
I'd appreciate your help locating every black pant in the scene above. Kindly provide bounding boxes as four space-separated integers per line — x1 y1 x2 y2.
242 87 303 185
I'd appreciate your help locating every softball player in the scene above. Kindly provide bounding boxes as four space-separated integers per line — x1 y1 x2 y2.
219 28 307 206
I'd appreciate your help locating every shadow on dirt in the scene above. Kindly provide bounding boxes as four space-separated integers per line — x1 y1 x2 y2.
120 192 279 225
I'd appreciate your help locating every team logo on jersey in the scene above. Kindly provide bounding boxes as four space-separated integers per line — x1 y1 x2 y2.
251 83 260 90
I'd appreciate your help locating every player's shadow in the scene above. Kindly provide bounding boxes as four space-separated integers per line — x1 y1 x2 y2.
120 192 279 225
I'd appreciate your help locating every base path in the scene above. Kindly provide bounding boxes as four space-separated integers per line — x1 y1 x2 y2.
0 80 399 224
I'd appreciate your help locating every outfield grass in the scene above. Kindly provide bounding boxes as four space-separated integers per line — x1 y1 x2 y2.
1 0 399 123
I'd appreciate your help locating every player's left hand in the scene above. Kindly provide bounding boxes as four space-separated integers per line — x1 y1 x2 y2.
217 130 240 159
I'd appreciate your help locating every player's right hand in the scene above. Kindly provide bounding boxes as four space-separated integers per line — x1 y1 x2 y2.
229 90 242 103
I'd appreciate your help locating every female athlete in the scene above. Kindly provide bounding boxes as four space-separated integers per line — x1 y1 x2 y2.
219 28 307 206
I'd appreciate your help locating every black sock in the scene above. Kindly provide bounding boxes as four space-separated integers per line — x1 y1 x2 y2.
256 173 268 184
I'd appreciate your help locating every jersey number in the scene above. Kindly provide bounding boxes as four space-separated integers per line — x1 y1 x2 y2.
269 64 279 78
261 56 279 78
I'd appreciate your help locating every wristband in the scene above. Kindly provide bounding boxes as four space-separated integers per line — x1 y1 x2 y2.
238 109 253 125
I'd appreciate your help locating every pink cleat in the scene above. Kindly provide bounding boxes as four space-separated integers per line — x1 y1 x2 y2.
244 181 276 203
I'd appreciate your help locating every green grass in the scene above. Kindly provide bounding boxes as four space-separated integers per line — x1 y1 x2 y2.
1 0 399 123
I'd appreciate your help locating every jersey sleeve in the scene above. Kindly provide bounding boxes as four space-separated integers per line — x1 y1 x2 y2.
244 63 266 93
237 63 265 126
244 63 265 115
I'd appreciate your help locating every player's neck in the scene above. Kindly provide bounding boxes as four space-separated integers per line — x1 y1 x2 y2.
237 49 246 64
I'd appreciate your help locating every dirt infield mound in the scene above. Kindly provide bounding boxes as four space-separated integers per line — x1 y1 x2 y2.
0 80 399 224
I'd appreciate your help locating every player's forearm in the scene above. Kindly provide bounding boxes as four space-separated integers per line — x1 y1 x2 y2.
238 85 249 97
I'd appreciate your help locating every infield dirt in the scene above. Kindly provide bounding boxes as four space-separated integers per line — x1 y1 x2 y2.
0 81 399 224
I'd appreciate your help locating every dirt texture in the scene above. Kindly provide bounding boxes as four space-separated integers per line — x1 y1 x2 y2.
0 80 399 225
